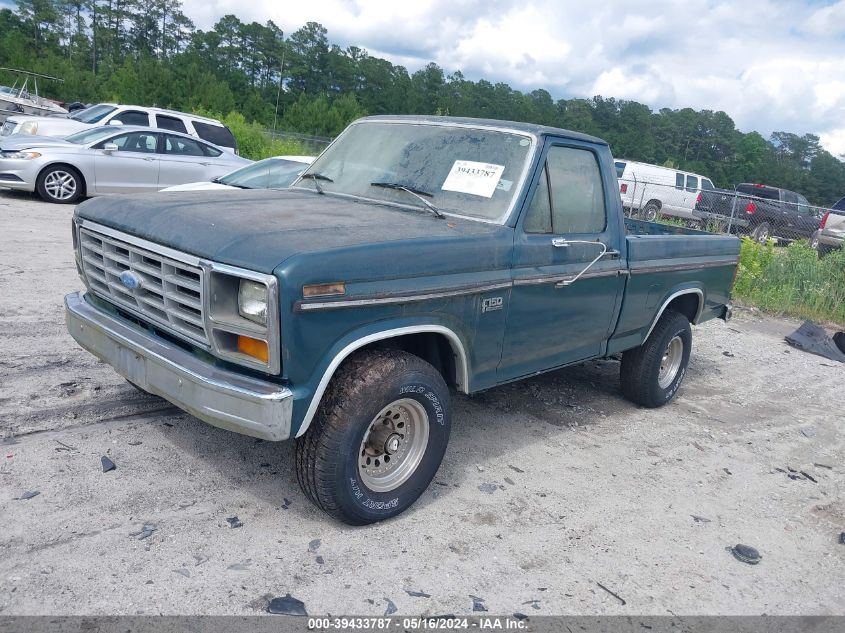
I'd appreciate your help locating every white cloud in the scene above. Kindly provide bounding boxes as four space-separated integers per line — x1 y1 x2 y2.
182 0 845 155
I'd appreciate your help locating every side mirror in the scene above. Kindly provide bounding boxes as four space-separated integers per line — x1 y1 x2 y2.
102 143 119 154
108 119 123 126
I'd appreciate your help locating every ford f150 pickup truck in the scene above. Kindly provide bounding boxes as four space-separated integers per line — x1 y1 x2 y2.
65 115 739 525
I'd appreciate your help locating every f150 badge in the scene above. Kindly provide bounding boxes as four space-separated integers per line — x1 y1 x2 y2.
482 296 503 313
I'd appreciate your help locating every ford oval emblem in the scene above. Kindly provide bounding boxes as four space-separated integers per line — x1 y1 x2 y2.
119 270 142 291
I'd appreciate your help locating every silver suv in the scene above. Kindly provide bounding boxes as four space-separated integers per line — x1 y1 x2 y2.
1 104 239 153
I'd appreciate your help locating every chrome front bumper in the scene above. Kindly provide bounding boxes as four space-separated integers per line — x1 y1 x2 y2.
65 291 293 441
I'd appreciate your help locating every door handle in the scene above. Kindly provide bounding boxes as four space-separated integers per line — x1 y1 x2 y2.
143 157 155 162
548 240 609 287
200 162 212 166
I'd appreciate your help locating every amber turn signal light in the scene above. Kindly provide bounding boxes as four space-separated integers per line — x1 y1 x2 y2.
303 282 345 298
237 335 269 363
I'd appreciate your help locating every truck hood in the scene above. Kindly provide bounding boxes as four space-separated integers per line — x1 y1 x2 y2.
74 189 504 273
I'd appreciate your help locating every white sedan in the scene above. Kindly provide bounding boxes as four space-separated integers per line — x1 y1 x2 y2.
161 155 314 192
0 126 251 204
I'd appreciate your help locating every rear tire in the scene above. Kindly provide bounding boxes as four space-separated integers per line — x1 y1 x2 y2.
295 349 451 525
642 202 661 222
751 222 771 244
621 310 692 408
36 165 84 204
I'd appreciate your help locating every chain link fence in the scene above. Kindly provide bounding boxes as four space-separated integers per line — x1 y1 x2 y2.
265 129 333 155
618 174 844 254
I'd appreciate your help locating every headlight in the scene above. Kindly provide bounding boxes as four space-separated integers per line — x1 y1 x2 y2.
2 151 41 160
238 279 268 325
208 267 279 374
20 122 38 135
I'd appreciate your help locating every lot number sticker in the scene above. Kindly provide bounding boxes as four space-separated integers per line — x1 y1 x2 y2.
441 160 505 198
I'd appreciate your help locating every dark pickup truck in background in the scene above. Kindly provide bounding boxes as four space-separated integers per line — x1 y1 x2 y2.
694 183 822 243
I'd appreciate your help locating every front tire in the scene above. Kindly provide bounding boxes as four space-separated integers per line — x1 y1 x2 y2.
620 310 692 408
36 165 84 204
295 350 451 525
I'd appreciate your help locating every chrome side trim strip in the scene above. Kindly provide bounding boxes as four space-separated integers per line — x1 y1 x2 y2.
630 259 737 275
298 268 632 311
513 269 621 287
643 288 705 341
295 281 512 312
295 325 470 438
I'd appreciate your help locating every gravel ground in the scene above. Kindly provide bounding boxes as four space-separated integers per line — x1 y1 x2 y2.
0 189 843 616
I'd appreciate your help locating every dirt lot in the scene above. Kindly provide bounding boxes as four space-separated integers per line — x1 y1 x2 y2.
0 189 843 616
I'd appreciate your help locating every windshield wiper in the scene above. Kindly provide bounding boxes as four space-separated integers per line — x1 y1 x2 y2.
300 172 333 194
370 181 445 219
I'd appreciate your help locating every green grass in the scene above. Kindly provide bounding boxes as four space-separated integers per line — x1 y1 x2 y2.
733 237 845 324
656 216 687 228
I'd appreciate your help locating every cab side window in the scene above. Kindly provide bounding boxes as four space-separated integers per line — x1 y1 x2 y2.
524 146 607 234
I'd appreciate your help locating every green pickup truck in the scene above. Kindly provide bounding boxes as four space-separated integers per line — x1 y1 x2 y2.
65 115 739 524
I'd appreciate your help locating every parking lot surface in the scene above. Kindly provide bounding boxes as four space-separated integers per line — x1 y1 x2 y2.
0 190 843 616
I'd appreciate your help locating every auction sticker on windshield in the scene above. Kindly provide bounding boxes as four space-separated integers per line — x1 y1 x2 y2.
441 160 505 198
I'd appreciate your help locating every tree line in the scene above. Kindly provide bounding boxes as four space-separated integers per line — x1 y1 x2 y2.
2 1 845 205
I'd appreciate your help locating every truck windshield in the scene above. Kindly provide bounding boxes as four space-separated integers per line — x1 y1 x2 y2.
295 121 534 222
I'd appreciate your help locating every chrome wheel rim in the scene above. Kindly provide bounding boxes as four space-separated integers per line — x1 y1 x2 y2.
658 336 684 389
358 398 429 493
755 227 769 243
44 170 77 201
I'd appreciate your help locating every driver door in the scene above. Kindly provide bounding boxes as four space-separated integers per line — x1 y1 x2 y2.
93 131 161 193
498 141 625 381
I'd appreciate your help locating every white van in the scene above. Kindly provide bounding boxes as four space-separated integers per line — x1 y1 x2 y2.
615 159 715 221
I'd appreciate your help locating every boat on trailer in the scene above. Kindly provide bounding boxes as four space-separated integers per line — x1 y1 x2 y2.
0 68 67 123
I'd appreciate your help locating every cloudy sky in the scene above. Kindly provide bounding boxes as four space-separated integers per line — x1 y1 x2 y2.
176 0 845 155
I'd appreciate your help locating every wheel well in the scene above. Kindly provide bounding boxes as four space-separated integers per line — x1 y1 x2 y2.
359 332 459 390
666 292 700 324
39 163 86 196
645 199 662 209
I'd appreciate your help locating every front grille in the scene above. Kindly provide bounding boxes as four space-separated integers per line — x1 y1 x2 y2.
79 227 209 346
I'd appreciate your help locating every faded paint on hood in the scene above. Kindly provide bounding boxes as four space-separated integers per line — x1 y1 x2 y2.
74 188 506 273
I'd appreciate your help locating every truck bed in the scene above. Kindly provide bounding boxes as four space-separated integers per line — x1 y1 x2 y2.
624 217 710 236
606 218 740 355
